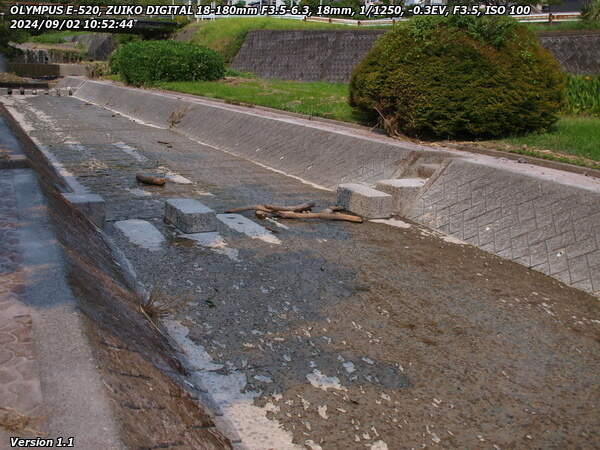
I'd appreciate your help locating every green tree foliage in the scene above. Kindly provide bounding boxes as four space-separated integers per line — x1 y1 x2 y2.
110 40 225 86
583 0 600 22
349 15 566 139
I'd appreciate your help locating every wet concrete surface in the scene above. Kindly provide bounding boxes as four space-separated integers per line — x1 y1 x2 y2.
3 95 600 449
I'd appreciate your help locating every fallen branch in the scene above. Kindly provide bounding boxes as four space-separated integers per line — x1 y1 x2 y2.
274 211 363 223
136 173 166 186
226 201 315 214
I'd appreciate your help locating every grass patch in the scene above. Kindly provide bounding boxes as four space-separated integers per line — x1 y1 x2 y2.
180 17 387 62
30 31 88 44
564 74 600 116
157 77 369 123
500 116 600 165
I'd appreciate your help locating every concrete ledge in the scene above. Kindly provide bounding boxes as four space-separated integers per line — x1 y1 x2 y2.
337 183 392 219
0 154 29 170
165 198 217 233
376 178 426 216
62 193 106 228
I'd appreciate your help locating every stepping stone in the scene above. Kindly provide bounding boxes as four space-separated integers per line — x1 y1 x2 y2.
0 88 8 95
165 198 217 233
114 219 164 251
375 178 426 215
62 193 105 228
336 183 392 219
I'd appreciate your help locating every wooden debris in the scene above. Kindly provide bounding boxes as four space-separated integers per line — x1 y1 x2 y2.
232 201 362 223
226 201 315 214
274 211 363 223
136 173 166 186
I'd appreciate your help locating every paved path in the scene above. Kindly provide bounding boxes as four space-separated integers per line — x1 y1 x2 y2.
2 95 600 449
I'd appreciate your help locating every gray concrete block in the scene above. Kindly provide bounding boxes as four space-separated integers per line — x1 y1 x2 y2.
49 89 58 96
337 183 392 219
0 154 28 170
165 198 217 233
23 89 32 95
62 192 106 228
376 178 426 216
0 88 8 95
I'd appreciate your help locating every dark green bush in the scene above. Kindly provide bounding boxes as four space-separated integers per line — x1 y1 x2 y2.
349 15 566 139
110 40 225 86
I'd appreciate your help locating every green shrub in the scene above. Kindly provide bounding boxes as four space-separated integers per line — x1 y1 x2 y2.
110 40 225 86
582 0 600 23
349 16 566 139
564 74 600 116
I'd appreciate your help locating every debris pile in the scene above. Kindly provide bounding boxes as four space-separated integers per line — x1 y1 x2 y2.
225 201 363 223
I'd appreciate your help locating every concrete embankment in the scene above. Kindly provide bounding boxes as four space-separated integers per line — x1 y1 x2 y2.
0 101 231 449
232 29 600 82
55 77 600 297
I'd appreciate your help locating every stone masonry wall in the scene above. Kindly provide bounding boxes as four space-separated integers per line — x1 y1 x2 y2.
232 29 600 82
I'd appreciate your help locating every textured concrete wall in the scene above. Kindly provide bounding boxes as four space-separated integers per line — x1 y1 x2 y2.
539 32 600 75
232 30 600 81
64 79 600 296
407 159 600 293
232 30 385 82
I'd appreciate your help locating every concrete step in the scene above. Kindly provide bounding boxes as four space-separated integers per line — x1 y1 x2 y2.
416 163 441 178
375 178 426 216
336 183 392 219
165 198 218 233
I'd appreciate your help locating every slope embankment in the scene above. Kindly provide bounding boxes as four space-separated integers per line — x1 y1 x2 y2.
54 78 600 297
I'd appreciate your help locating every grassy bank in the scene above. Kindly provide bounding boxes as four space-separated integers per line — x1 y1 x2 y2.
30 31 88 44
157 76 368 123
500 116 600 164
178 18 387 62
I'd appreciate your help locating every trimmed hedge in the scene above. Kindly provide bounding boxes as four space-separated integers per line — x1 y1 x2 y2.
110 40 225 86
349 16 566 139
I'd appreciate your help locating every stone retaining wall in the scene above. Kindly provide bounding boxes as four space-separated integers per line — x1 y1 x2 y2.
232 29 600 81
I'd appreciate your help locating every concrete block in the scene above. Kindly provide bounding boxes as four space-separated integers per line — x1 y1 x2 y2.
0 88 8 95
62 193 106 228
23 89 32 95
376 178 426 216
0 154 28 170
336 183 392 219
165 198 217 233
49 89 58 96
416 163 440 178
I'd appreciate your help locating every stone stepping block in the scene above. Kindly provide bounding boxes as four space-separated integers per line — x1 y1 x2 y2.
62 192 105 228
375 178 426 215
336 183 392 219
165 198 217 233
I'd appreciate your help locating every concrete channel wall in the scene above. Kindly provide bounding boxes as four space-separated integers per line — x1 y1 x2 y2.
60 78 600 296
232 30 600 82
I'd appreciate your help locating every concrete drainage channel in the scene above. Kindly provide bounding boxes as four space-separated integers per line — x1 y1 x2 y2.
59 77 600 297
2 79 600 449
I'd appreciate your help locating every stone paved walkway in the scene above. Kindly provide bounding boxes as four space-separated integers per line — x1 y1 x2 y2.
0 170 44 441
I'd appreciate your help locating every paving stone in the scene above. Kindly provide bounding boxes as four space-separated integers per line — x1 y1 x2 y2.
337 183 392 219
165 198 217 233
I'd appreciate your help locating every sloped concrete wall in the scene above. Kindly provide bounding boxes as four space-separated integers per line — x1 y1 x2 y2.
232 29 600 81
232 30 385 82
539 31 600 75
64 79 600 296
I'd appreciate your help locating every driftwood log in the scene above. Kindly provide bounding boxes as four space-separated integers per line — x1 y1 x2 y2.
232 201 362 223
226 202 315 214
136 173 166 186
274 211 363 223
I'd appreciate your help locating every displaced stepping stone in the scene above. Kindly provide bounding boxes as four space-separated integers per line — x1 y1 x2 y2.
336 183 392 219
165 198 217 233
375 178 426 215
